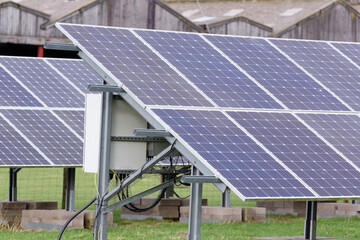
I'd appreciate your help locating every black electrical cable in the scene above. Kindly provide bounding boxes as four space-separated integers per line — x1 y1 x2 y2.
57 196 96 240
123 187 167 212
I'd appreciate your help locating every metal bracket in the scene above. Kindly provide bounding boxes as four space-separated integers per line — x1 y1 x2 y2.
44 42 80 51
133 129 172 137
181 175 222 184
88 84 124 93
111 136 166 142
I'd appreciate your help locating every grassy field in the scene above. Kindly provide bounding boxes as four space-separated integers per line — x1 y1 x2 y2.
0 168 359 239
0 215 359 240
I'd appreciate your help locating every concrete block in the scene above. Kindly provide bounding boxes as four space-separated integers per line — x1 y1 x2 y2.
242 207 266 222
84 210 113 229
179 198 208 206
0 201 27 210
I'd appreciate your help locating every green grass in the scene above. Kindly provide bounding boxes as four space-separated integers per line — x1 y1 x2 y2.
1 169 358 239
1 215 359 240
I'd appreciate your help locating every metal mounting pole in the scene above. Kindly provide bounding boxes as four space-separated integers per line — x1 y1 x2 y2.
304 201 317 240
9 168 21 201
94 92 113 240
221 187 231 208
63 168 76 211
187 166 203 240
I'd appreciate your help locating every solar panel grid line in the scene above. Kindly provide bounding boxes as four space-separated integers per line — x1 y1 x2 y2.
0 63 47 108
47 109 84 141
199 35 288 110
44 59 86 97
218 110 320 198
0 112 55 166
291 112 360 173
267 39 356 112
264 39 354 112
129 29 218 108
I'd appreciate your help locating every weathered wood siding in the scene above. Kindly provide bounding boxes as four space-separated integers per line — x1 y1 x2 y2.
0 4 48 37
209 19 272 37
41 0 149 38
154 2 202 32
276 2 360 41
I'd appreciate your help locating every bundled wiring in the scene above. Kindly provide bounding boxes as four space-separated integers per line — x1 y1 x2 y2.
57 196 96 240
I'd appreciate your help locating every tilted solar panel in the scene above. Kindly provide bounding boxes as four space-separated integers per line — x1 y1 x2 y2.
57 23 360 200
0 57 100 167
134 30 282 109
271 39 360 111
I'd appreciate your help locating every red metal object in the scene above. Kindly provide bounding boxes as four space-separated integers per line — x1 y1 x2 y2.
37 45 44 57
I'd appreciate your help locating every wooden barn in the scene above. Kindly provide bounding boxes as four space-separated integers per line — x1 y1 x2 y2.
1 0 360 56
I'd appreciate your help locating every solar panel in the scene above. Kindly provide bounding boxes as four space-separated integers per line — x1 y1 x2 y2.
134 30 283 109
47 59 101 94
0 56 100 167
271 39 360 111
0 113 50 166
2 109 83 166
56 24 212 107
53 110 85 137
0 65 42 107
228 111 360 197
205 35 349 111
0 58 84 108
57 23 360 200
152 109 314 199
298 113 360 169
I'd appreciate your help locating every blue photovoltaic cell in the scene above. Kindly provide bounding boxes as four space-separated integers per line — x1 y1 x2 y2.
205 35 349 111
47 59 101 94
299 114 360 169
0 113 50 166
53 110 84 137
332 42 360 66
271 39 360 111
0 58 84 108
0 65 42 107
58 24 212 107
228 111 360 197
2 109 83 166
135 30 282 109
152 109 314 199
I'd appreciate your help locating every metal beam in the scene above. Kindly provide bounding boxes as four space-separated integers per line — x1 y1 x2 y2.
63 168 76 211
111 136 166 142
88 84 124 93
103 142 175 202
133 129 172 137
44 42 80 51
79 51 118 86
181 175 221 184
304 201 318 240
103 176 181 213
94 92 113 240
9 168 21 202
187 167 203 240
221 187 231 208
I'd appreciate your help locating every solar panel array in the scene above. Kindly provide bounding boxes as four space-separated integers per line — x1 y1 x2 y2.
58 23 360 200
0 57 100 166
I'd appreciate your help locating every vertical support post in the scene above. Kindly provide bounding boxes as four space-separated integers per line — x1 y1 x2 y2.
161 171 174 198
9 168 20 201
310 201 317 240
221 187 230 208
94 92 113 240
63 168 76 211
304 201 317 240
187 166 203 240
304 201 312 239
